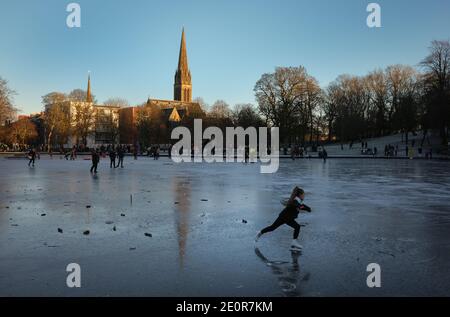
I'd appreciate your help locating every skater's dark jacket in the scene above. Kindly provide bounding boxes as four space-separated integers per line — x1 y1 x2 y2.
91 152 100 163
279 197 311 220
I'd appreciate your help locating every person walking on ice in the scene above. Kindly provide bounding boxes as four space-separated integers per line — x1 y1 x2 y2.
90 149 100 173
255 186 312 251
27 148 36 167
116 146 124 168
109 148 117 168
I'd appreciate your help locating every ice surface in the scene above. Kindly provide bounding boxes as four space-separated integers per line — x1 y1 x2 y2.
1 156 450 296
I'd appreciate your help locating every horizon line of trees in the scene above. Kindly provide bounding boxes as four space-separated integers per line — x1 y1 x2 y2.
254 40 450 148
1 39 450 152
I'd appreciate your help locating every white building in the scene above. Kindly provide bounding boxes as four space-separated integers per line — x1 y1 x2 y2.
45 76 121 148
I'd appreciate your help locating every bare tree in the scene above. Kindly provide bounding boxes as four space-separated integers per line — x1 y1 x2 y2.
420 40 450 144
73 103 95 146
9 118 38 147
136 105 167 147
42 92 70 152
209 100 232 118
325 75 370 142
232 104 264 128
103 98 129 108
386 65 418 142
366 69 389 136
386 65 417 123
323 83 340 141
304 76 323 143
0 77 18 125
193 97 209 113
254 66 309 144
68 89 96 103
207 100 233 131
421 40 450 91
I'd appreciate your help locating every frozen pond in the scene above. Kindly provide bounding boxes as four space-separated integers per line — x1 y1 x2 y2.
1 156 450 296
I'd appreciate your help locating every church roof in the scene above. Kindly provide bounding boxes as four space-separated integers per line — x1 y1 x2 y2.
168 107 182 122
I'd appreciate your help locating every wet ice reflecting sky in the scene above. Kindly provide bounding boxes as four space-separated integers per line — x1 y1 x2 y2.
1 157 450 296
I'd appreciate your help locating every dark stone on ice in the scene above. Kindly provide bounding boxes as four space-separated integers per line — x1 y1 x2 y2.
58 228 63 233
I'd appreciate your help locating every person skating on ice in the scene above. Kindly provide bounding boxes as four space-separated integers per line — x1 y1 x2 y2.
116 146 124 168
109 148 116 168
255 186 312 250
90 149 100 173
27 148 36 167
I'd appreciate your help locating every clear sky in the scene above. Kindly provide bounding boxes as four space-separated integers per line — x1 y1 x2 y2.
1 0 449 114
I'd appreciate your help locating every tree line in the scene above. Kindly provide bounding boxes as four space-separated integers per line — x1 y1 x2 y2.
254 40 450 148
1 40 449 152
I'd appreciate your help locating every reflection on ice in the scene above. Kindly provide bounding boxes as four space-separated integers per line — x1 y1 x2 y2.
0 157 450 296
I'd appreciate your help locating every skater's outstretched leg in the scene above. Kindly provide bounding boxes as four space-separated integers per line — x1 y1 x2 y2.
256 217 286 242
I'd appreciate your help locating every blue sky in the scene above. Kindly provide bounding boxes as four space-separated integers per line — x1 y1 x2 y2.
0 0 449 114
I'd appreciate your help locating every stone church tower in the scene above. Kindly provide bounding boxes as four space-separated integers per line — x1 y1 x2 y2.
174 28 192 102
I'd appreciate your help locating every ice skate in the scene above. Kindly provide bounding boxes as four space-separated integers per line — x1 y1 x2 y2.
255 231 262 243
290 239 303 251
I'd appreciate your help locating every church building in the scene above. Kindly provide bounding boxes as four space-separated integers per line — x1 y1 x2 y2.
120 29 204 144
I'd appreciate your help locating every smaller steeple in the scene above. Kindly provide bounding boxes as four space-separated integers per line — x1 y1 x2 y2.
86 72 92 103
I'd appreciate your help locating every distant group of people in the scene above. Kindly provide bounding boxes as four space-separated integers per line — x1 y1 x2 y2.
384 144 398 157
108 145 126 168
90 145 127 173
289 145 307 160
64 146 78 160
360 141 378 156
147 145 160 160
24 135 439 173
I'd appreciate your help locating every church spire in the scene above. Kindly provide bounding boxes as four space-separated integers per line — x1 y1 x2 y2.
86 73 92 103
177 28 189 74
174 28 192 102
